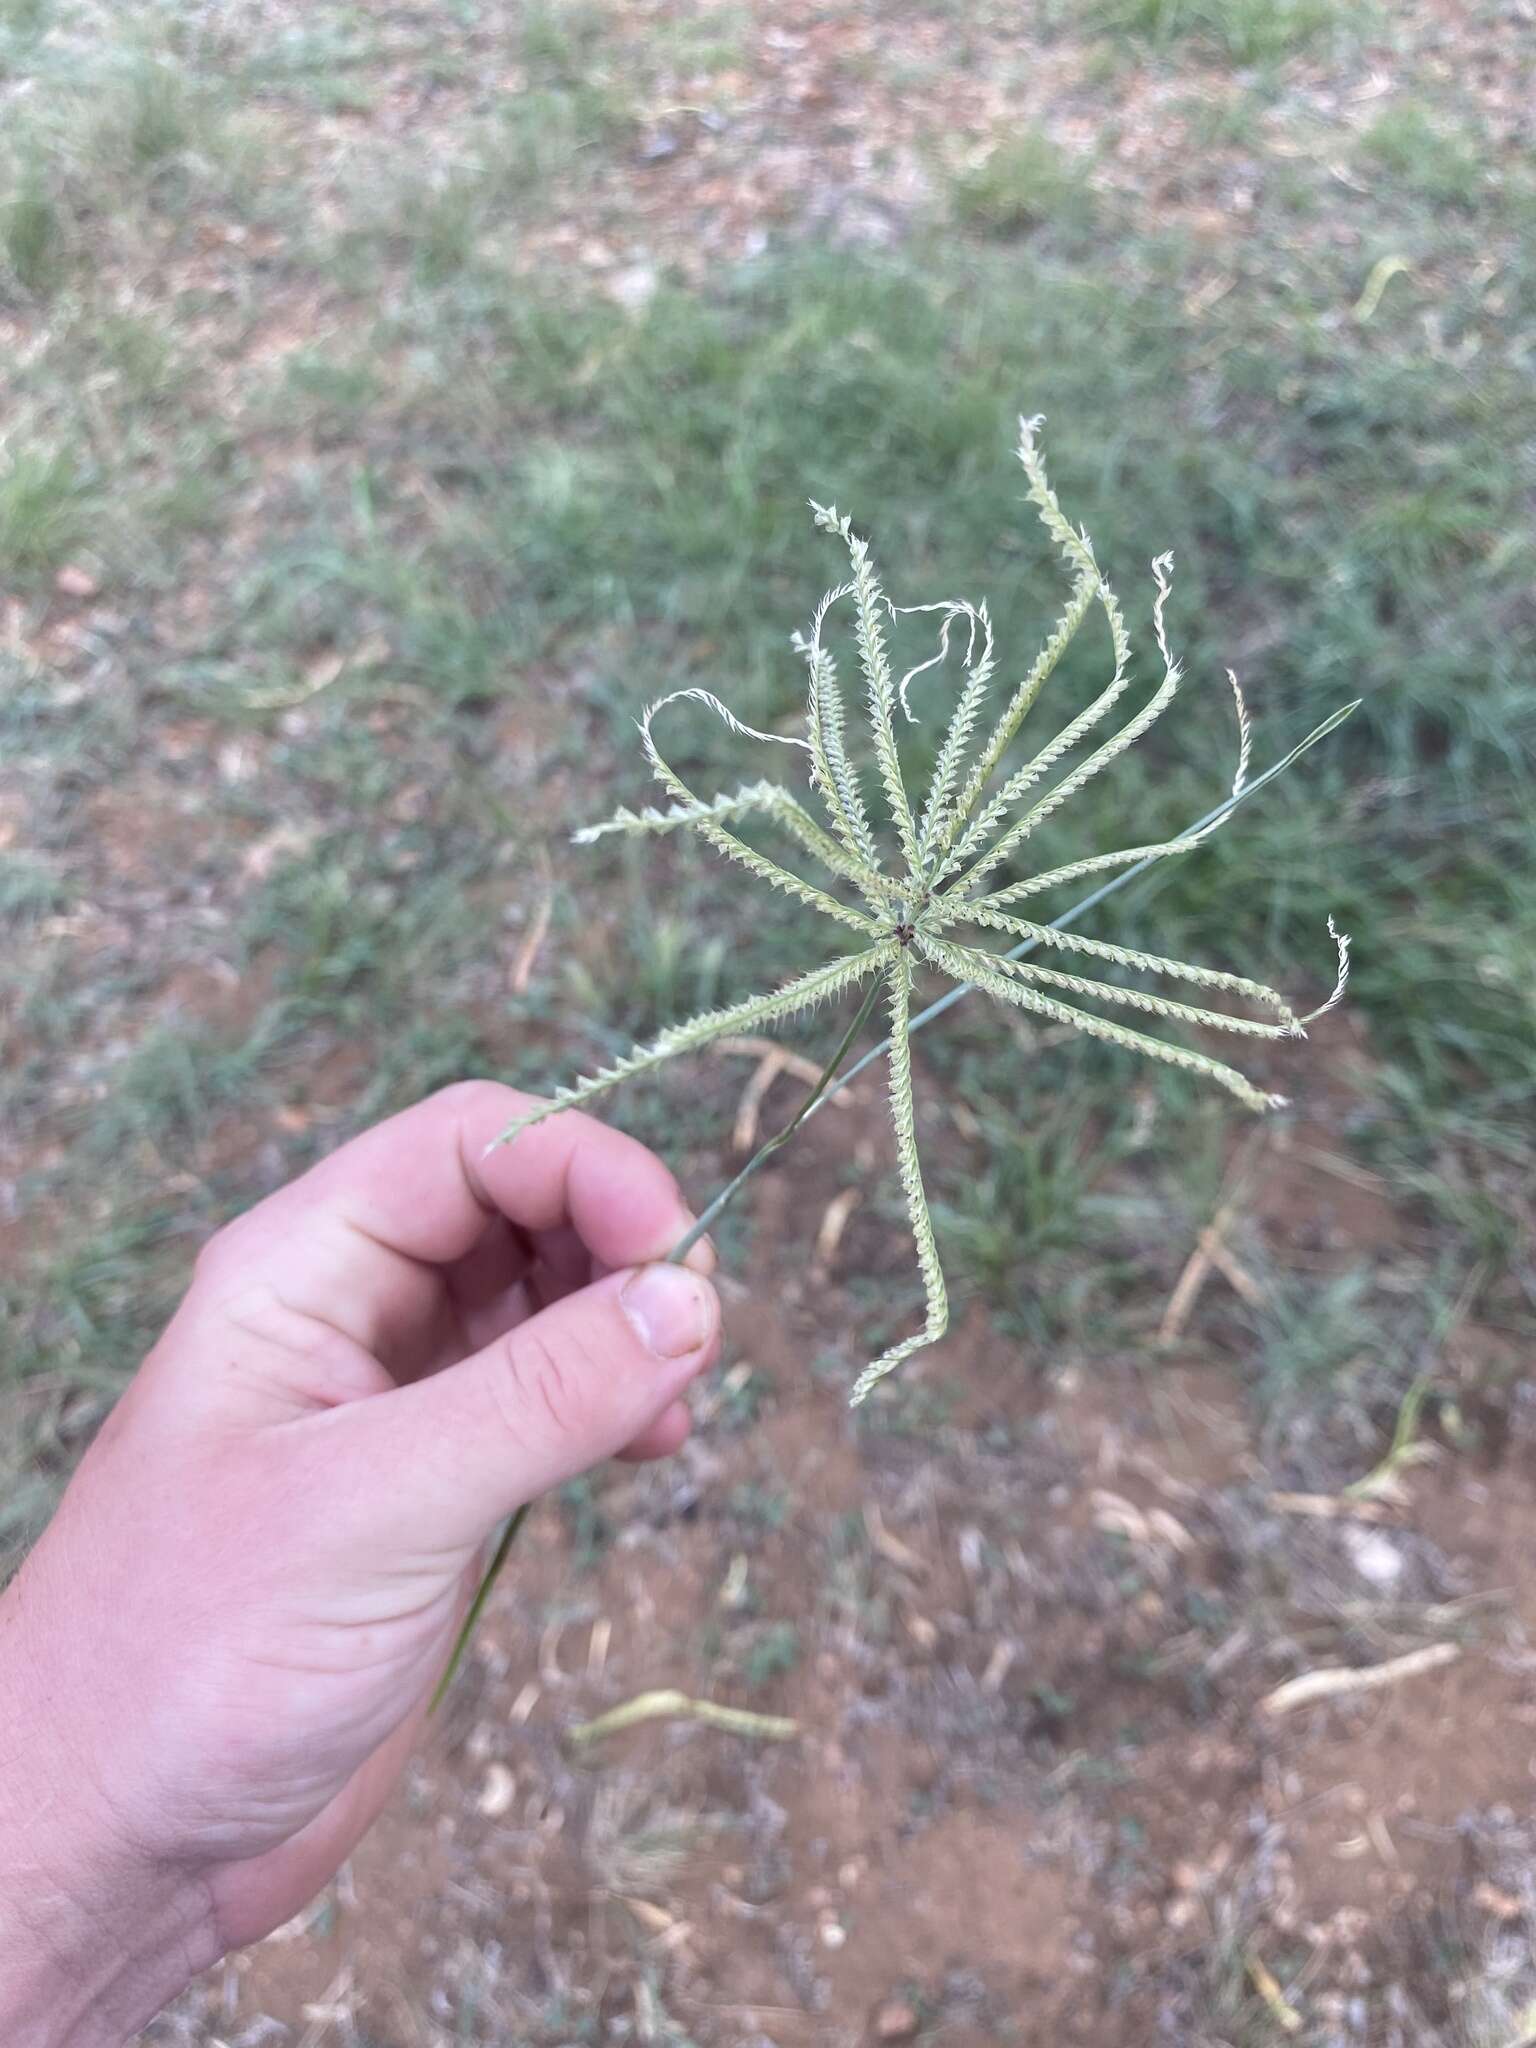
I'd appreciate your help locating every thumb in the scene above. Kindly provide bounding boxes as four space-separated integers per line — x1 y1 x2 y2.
323 1263 721 1554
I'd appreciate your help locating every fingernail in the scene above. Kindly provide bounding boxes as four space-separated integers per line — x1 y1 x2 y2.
620 1265 709 1359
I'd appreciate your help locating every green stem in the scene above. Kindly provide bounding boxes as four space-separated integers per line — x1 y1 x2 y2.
668 969 885 1267
429 1501 530 1712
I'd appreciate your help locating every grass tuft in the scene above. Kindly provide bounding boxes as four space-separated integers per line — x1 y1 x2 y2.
520 0 611 78
1360 100 1487 209
0 181 66 295
1081 0 1346 62
0 443 92 576
950 131 1097 236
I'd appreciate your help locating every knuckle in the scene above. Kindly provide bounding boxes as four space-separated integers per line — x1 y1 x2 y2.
497 1325 593 1447
192 1217 240 1281
439 1075 545 1145
433 1076 501 1120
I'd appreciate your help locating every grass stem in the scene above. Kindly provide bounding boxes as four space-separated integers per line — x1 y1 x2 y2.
429 1501 531 1712
668 970 885 1267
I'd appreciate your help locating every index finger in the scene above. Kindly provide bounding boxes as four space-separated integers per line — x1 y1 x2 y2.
193 1081 712 1358
308 1080 709 1271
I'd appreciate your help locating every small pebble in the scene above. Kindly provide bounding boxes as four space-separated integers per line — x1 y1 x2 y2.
475 1764 515 1819
873 2002 919 2042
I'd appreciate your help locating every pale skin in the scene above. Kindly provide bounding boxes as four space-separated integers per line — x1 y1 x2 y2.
0 1081 723 2046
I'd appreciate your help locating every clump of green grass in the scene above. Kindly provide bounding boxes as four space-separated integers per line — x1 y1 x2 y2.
933 1114 1122 1351
0 443 92 576
564 911 731 1045
1082 0 1345 62
939 1110 1096 1304
493 79 633 186
228 17 386 110
0 1208 189 1392
0 182 67 296
1250 1265 1379 1424
642 5 748 78
1174 85 1268 151
91 53 218 176
88 307 186 405
388 170 491 284
520 0 611 78
0 0 49 82
504 0 634 179
0 42 255 310
740 1619 800 1690
0 853 69 922
951 132 1096 237
76 1020 276 1167
1360 101 1485 210
340 122 578 286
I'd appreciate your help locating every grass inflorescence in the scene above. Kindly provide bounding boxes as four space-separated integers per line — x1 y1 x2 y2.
495 419 1352 1401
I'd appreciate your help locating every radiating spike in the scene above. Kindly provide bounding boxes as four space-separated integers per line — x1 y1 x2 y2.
848 955 949 1404
797 568 881 871
1227 669 1252 798
637 694 882 936
952 552 1188 895
492 948 889 1147
952 947 1299 1039
933 900 1298 1023
1300 916 1351 1026
918 933 1286 1115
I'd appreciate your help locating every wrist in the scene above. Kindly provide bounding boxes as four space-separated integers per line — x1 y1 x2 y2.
0 1576 218 2045
0 1862 212 2048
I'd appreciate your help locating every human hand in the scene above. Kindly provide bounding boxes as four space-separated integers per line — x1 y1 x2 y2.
0 1082 721 2046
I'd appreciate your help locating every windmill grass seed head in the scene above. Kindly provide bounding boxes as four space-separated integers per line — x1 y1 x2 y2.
497 417 1351 1404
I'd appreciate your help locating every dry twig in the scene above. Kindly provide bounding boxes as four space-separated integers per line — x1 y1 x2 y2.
1246 1952 1303 2033
509 880 555 994
813 1187 862 1271
714 1035 858 1087
1158 1129 1268 1345
1267 1490 1399 1525
1259 1641 1460 1718
567 1689 798 1748
864 1503 927 1575
731 1046 788 1153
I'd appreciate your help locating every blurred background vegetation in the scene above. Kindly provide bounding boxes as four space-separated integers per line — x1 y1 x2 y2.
4 0 1529 1478
2 1 1533 2037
